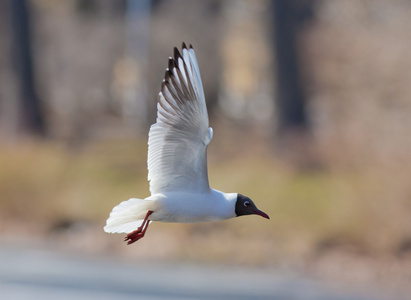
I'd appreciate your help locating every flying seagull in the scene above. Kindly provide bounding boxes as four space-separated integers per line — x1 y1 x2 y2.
104 43 269 244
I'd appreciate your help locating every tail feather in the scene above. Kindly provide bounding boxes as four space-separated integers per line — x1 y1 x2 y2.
104 198 154 233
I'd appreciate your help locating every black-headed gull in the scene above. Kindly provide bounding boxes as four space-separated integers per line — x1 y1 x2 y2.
104 43 269 244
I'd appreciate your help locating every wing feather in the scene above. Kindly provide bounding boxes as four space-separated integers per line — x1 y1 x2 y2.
147 44 212 195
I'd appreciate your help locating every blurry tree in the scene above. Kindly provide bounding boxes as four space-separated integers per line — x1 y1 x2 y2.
123 0 151 132
219 0 274 125
270 0 318 167
271 0 315 137
10 0 45 136
0 1 19 138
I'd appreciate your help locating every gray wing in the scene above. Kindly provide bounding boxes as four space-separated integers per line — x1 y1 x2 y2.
147 44 213 195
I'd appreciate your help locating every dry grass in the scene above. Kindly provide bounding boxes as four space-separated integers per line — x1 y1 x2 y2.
0 139 147 223
1 135 410 257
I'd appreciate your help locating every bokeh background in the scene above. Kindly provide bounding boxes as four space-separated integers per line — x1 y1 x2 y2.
1 0 411 296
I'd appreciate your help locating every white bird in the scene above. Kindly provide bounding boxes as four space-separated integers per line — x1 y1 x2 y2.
104 43 269 244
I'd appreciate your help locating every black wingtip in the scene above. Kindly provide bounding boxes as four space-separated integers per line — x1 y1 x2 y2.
168 57 176 70
174 47 182 61
162 44 194 90
164 68 171 81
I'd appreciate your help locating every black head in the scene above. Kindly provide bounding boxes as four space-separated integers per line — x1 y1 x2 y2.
235 194 269 219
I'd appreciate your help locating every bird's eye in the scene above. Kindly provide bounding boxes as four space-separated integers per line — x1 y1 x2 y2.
244 201 250 207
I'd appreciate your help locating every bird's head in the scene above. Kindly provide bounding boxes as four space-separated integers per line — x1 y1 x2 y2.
235 194 269 219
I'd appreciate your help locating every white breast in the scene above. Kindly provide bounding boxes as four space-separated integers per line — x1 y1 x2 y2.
149 190 237 223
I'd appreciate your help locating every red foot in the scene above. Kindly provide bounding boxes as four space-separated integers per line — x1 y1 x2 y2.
124 211 153 245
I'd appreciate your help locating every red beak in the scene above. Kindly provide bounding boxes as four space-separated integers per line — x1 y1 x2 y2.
252 209 270 220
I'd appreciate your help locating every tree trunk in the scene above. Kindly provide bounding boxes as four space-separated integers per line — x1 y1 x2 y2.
271 0 318 168
272 0 311 135
11 0 45 136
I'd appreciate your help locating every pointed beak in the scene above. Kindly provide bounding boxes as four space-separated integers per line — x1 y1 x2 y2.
252 209 270 220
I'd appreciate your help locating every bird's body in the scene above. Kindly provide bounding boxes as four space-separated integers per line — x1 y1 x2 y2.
151 190 237 223
104 43 269 244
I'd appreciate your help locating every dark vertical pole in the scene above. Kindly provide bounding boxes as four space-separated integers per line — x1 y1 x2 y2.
11 0 45 136
272 0 308 136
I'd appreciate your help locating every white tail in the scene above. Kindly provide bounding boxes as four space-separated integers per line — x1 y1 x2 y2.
104 198 154 233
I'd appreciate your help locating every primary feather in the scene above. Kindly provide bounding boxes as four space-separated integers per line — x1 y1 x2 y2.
147 44 213 195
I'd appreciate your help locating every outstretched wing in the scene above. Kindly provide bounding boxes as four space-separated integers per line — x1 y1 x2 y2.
147 43 213 195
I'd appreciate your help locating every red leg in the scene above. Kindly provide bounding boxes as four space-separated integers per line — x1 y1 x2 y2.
124 210 153 245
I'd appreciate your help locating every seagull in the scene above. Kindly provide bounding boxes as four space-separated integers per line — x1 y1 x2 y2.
104 43 269 244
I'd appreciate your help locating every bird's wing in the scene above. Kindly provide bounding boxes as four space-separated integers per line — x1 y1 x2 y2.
147 44 213 195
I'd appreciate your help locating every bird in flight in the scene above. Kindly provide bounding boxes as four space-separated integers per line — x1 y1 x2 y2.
104 43 269 244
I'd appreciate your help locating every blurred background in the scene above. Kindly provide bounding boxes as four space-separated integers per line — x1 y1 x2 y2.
1 0 411 298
